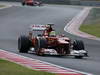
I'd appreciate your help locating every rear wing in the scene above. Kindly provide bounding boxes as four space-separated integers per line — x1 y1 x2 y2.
30 24 47 31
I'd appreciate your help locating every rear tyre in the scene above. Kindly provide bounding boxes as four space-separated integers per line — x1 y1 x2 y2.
38 38 47 48
73 40 85 50
18 35 31 53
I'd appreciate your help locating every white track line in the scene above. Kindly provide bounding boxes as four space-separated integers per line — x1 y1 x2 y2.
64 7 91 34
0 3 12 10
64 7 100 41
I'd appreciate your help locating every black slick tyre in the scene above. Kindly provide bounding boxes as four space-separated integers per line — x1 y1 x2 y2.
18 35 31 53
73 40 85 50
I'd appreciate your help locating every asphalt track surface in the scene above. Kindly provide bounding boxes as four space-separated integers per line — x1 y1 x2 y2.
0 3 100 75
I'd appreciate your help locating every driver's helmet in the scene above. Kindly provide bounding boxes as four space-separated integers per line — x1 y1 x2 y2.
49 30 56 37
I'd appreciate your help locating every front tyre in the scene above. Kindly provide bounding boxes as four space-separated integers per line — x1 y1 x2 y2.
73 40 85 50
73 40 87 59
18 35 31 53
35 37 47 56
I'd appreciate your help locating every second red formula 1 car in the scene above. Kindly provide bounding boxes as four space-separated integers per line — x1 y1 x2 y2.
22 0 43 6
18 24 88 59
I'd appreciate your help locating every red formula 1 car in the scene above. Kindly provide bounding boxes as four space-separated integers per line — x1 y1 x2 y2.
22 0 43 6
18 24 88 58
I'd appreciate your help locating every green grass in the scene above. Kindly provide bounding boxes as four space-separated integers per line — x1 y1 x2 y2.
80 24 100 38
0 59 55 75
80 8 100 38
